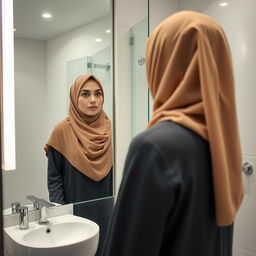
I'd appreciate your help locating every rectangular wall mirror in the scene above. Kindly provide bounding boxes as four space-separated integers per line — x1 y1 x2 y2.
2 0 114 215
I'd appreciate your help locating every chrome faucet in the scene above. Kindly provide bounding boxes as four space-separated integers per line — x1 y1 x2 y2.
11 202 21 214
27 195 55 225
19 206 29 230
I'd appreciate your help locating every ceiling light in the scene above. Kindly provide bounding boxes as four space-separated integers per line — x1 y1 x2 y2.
13 28 16 32
95 38 103 42
42 12 52 19
106 29 111 34
219 2 228 7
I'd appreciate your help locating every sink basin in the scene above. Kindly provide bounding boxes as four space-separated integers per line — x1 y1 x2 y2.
4 214 99 256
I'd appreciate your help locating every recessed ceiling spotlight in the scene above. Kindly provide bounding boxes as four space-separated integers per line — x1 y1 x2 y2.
95 38 103 42
42 12 52 19
106 29 111 34
219 2 228 7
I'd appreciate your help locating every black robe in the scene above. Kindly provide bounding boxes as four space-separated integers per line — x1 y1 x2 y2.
102 121 233 256
47 147 113 204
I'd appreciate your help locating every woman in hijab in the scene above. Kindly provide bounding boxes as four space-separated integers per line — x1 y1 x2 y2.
102 11 243 256
45 75 113 204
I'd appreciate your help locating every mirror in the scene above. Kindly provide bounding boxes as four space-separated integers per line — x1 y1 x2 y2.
2 0 114 214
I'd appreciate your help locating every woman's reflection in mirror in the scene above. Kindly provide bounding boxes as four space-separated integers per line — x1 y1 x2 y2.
102 11 243 256
44 75 113 205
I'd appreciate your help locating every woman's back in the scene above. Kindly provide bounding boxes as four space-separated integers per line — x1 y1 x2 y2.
103 121 233 256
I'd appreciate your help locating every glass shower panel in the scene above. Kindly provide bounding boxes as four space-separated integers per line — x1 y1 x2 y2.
130 18 149 138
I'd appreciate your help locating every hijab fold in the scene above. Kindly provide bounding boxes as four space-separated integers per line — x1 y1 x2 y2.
45 75 112 181
146 11 243 226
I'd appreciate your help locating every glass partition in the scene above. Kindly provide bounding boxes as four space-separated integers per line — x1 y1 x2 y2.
130 18 149 137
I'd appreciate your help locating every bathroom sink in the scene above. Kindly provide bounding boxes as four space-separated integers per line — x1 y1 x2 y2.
4 214 99 256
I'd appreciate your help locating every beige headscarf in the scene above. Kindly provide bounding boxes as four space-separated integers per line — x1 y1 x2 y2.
146 11 243 226
45 75 112 181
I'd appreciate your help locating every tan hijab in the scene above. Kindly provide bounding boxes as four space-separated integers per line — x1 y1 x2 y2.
146 11 243 226
45 75 112 181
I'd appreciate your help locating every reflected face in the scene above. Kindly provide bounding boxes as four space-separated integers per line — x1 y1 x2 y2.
78 79 103 116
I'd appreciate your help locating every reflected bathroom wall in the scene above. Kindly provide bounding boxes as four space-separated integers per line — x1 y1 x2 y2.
2 14 112 210
130 18 148 137
3 38 48 209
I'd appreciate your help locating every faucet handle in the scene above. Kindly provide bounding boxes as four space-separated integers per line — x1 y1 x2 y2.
38 199 55 208
19 206 29 230
11 202 21 214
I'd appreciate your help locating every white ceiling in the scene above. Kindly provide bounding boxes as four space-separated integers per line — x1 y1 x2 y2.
13 0 111 40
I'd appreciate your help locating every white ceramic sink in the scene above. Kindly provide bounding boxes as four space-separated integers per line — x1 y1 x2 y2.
4 214 99 256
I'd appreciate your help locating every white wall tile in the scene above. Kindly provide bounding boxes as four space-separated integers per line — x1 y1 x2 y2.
179 0 215 12
115 69 131 153
115 0 147 28
233 246 256 256
2 140 48 209
235 66 256 155
116 25 132 71
45 107 67 136
230 0 256 66
115 150 129 196
15 139 47 172
15 106 46 141
234 156 256 254
149 0 179 32
14 38 46 108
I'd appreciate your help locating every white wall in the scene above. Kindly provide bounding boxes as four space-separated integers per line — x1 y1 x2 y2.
2 38 48 208
46 15 111 135
149 0 179 32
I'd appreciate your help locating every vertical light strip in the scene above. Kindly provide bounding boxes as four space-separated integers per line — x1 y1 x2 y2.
1 0 16 170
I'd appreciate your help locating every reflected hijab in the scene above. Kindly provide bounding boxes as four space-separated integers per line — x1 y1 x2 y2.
45 75 112 181
146 11 243 226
